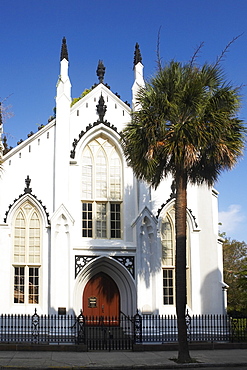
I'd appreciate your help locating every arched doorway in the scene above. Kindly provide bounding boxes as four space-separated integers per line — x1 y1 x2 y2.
83 272 120 317
74 256 136 316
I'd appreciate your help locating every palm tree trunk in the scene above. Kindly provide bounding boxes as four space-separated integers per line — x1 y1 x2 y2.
175 171 191 362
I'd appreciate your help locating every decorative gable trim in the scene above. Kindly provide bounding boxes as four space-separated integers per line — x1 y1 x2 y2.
156 197 199 230
3 176 50 225
70 120 119 159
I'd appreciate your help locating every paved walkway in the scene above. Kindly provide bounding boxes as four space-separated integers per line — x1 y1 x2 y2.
0 348 247 369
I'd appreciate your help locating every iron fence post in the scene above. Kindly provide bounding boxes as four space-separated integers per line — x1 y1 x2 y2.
32 308 40 344
133 310 142 344
185 309 191 342
77 310 86 344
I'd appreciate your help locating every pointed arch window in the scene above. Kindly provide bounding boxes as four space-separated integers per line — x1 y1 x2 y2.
161 211 191 306
82 137 122 239
13 202 42 304
161 215 175 305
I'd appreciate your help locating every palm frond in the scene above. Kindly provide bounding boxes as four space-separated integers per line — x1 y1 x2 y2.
121 59 246 188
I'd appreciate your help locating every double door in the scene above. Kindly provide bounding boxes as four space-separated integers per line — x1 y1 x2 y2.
83 272 120 319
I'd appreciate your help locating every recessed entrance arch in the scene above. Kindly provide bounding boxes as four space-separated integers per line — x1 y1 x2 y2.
74 256 137 316
83 272 120 317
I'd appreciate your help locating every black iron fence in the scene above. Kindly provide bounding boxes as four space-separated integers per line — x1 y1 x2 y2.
141 313 247 343
0 309 246 350
141 312 247 343
0 310 135 350
0 309 78 345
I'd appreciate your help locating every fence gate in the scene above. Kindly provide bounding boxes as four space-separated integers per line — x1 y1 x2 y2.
78 315 134 351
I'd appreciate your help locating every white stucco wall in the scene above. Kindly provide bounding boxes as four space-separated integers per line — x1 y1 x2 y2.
0 52 224 316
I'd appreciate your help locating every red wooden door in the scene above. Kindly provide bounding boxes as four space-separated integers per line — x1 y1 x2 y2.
83 272 120 318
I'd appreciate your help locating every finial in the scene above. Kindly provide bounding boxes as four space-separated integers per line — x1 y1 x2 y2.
60 37 69 61
96 94 107 123
133 43 142 69
24 175 32 194
96 60 105 83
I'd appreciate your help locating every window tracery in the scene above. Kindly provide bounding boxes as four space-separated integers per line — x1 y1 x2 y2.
13 201 41 304
81 137 122 239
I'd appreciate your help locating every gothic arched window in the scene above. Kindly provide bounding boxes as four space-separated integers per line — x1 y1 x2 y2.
13 202 41 304
161 211 191 306
161 215 175 305
82 137 122 239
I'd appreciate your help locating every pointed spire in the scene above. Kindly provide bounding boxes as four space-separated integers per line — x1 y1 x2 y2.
132 43 144 111
96 60 105 83
133 43 142 69
60 37 69 61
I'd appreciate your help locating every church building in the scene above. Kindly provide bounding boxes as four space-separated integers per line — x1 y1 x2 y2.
0 38 226 317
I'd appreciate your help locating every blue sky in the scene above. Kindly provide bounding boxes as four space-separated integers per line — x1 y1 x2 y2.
1 0 247 242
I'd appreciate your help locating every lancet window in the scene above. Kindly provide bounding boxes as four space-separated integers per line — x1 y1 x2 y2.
13 201 41 304
161 210 191 306
81 137 122 239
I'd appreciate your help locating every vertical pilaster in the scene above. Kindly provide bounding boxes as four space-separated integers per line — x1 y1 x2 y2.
54 38 71 210
131 44 149 212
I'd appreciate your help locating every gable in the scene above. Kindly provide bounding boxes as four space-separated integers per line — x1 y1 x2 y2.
69 83 131 137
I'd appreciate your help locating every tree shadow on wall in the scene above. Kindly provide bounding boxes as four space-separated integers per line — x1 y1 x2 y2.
135 209 162 289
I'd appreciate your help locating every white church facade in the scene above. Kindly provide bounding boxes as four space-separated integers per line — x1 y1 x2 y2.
0 39 226 317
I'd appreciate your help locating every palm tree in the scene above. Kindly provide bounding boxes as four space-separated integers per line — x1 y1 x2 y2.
121 60 246 362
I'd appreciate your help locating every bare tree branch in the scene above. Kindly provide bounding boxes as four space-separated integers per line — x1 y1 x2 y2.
214 33 244 67
156 26 162 72
0 95 13 123
189 42 204 67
